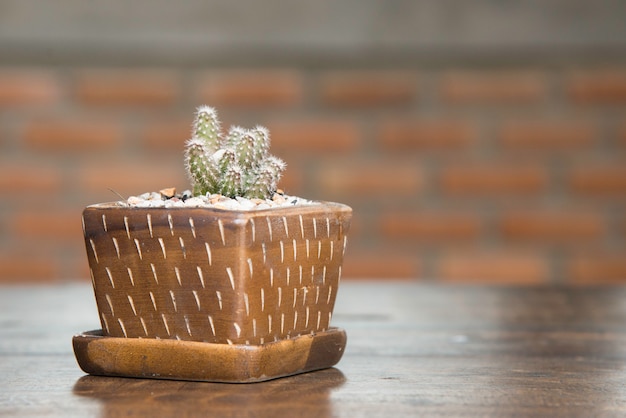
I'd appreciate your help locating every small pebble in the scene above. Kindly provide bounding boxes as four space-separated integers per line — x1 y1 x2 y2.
160 187 176 199
183 197 204 207
127 196 142 205
235 197 256 210
272 194 286 204
151 200 166 207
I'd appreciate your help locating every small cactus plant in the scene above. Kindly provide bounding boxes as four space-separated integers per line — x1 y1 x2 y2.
184 106 286 199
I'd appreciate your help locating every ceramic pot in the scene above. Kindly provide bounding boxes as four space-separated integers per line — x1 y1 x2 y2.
81 201 352 346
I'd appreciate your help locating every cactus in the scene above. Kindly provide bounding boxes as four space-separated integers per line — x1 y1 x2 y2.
184 106 286 199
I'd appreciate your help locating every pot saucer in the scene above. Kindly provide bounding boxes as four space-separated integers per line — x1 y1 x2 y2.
73 327 346 383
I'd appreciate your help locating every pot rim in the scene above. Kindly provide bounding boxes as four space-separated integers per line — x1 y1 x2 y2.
85 200 352 216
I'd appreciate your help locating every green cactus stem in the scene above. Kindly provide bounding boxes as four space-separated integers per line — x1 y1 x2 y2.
192 106 221 154
185 139 217 195
221 165 243 198
184 106 286 199
249 126 270 163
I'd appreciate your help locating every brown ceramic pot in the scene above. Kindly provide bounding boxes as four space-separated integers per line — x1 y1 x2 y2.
81 201 352 346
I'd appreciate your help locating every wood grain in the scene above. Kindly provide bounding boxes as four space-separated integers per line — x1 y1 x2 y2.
3 283 626 417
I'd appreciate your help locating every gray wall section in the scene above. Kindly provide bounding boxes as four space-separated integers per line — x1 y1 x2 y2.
1 0 626 65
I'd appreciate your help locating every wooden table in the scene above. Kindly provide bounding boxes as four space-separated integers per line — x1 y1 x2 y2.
2 282 626 417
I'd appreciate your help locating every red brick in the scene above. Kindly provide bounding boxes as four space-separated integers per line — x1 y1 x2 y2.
75 69 179 106
0 70 61 106
316 161 423 198
22 119 122 151
378 119 476 151
379 211 482 242
78 161 189 199
319 71 417 106
0 163 63 194
619 122 626 147
498 119 596 151
10 208 83 241
266 119 360 154
197 70 303 107
437 251 549 284
567 70 626 104
0 253 60 283
568 254 626 284
68 258 91 283
341 250 418 279
441 71 546 104
499 211 605 242
139 119 191 152
568 165 626 196
277 165 304 195
441 163 548 196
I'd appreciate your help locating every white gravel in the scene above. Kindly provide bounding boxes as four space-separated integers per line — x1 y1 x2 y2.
120 191 317 211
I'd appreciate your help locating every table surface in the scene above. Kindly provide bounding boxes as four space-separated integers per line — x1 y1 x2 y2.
2 282 626 418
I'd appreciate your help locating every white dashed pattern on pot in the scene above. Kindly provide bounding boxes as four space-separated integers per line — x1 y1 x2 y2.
82 204 351 345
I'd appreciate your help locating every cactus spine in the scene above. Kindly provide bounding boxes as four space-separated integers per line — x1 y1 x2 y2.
184 106 286 199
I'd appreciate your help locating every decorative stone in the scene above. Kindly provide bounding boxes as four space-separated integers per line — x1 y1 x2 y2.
182 197 204 207
160 187 177 199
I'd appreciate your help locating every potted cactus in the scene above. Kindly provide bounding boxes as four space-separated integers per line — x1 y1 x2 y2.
73 106 352 383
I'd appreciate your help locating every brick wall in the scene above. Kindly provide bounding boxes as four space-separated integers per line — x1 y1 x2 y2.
1 65 625 284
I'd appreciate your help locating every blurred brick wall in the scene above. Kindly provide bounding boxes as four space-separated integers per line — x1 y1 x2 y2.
1 64 625 284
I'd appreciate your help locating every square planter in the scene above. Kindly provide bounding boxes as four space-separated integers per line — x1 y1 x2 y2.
74 201 352 382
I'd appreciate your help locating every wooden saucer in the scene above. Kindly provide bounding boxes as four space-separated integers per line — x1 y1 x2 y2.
73 328 346 383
